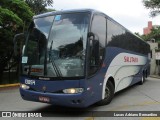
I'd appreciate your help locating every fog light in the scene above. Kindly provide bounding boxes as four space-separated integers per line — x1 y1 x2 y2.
20 84 30 90
63 88 84 94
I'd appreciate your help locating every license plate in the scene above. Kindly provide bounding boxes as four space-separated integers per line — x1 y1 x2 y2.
39 96 50 102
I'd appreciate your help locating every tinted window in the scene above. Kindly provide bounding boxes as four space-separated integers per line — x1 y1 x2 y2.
89 15 106 75
91 15 106 47
107 19 125 44
107 19 150 55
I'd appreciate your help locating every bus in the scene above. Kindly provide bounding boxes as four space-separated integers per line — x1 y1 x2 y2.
16 9 150 108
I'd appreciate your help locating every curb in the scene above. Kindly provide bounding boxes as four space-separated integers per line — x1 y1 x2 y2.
149 75 160 79
0 83 20 88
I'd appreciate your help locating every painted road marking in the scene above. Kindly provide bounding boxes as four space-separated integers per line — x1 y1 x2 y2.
0 83 19 88
110 101 160 111
141 117 160 120
85 117 94 120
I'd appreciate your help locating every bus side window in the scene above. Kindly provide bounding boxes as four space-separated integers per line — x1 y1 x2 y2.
89 15 106 76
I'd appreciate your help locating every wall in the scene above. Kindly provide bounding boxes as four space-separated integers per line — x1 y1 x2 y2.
148 42 158 75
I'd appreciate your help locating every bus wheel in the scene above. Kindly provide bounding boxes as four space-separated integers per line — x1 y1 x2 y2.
97 80 114 106
139 72 145 85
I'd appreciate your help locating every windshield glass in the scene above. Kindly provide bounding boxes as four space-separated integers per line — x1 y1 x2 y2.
22 16 54 76
47 13 90 77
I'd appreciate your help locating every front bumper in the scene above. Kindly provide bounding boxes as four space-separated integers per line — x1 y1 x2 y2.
20 88 91 108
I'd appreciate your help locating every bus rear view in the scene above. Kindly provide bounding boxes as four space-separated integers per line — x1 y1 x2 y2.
19 9 150 108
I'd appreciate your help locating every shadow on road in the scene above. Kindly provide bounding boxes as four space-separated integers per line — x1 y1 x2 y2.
24 79 152 117
31 104 97 117
29 80 149 117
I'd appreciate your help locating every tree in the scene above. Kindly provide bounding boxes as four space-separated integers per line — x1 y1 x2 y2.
143 0 160 17
25 0 54 14
149 27 160 46
134 32 141 37
46 8 56 12
0 0 33 80
140 26 160 46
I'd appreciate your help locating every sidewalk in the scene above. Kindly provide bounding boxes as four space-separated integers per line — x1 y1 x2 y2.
149 75 160 79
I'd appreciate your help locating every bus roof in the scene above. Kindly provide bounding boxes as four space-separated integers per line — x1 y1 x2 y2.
33 9 98 19
33 9 149 46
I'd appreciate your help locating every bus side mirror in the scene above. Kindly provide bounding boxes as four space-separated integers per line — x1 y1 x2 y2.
92 39 100 65
88 32 99 48
13 33 25 56
88 32 100 66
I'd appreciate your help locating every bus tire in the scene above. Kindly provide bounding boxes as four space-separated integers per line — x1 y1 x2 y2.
139 72 145 85
97 80 114 106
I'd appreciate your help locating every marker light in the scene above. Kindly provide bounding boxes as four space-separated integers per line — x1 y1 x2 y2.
20 84 30 90
63 88 84 94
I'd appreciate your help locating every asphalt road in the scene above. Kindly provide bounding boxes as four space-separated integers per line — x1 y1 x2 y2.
0 77 160 120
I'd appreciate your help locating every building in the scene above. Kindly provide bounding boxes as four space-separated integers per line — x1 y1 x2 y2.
143 21 153 35
147 41 158 75
143 21 160 35
144 21 159 75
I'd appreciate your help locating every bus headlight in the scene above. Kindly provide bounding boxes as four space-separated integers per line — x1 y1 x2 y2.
63 88 84 94
20 84 30 90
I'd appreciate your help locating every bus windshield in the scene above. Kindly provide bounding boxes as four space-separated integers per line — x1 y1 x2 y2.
22 16 54 77
22 13 90 78
47 13 89 77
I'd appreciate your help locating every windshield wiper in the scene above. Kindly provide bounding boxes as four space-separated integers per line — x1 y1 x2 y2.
49 41 62 77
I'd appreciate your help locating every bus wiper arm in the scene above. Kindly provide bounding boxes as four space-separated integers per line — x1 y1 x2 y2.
28 65 32 76
49 41 62 77
49 55 62 77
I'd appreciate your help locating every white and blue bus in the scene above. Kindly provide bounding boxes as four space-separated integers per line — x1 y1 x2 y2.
18 9 150 107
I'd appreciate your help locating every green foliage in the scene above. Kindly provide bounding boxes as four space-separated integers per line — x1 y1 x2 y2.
25 0 53 14
0 7 23 27
46 8 56 12
0 0 33 24
134 32 141 37
141 34 151 41
141 27 160 43
11 0 33 21
0 0 34 79
143 0 160 17
0 0 33 50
